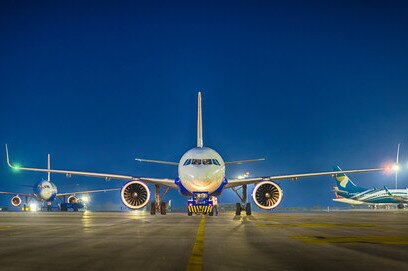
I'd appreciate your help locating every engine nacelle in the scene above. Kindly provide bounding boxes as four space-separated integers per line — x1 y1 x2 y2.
11 195 22 207
121 181 150 210
67 195 79 204
252 181 283 210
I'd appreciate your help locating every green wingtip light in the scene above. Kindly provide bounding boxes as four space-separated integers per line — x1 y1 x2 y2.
12 164 21 171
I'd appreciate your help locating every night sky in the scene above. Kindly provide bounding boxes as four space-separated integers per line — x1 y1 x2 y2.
1 1 407 211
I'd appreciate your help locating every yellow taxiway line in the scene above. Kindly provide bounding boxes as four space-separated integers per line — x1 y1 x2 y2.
186 216 206 271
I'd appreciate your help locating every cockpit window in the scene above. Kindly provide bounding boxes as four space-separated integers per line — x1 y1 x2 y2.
185 159 220 166
192 159 202 165
183 159 191 166
202 159 212 165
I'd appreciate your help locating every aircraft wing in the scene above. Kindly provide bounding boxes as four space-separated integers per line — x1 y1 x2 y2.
5 145 178 189
0 191 34 197
225 167 384 188
56 188 122 197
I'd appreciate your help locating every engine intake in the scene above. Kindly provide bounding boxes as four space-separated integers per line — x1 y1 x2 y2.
67 196 79 204
11 195 22 207
252 181 283 210
121 181 150 210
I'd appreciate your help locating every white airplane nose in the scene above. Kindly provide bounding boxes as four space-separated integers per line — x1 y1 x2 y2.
179 167 224 193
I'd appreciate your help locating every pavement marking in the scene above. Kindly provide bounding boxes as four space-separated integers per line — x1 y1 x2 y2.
291 236 408 245
186 216 206 271
256 223 377 228
0 226 11 231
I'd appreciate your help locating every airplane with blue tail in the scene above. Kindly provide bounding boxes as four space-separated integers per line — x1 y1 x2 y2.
333 166 408 209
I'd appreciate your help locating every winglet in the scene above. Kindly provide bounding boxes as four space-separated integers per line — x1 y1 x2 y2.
5 144 13 168
197 91 203 148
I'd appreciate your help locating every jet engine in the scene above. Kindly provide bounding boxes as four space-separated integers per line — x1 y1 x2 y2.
252 181 283 210
11 195 22 207
67 195 79 204
121 181 150 209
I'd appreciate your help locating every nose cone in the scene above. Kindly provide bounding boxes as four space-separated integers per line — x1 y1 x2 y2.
179 167 224 193
34 181 57 201
40 188 53 200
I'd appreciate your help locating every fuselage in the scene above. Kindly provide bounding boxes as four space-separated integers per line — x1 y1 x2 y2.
337 188 408 204
178 147 225 194
33 180 58 202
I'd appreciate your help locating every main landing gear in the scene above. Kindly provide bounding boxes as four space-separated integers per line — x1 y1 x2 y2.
232 185 252 216
150 185 170 215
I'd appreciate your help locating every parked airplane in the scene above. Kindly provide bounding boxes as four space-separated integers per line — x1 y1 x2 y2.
333 166 407 209
5 92 387 215
1 154 120 211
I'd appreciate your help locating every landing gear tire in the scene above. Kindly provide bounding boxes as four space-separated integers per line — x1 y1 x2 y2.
61 206 68 212
245 203 252 216
235 203 241 216
150 202 156 215
160 202 167 215
188 210 193 216
397 204 404 209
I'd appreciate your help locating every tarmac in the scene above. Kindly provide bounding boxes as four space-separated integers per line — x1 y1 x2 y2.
0 211 407 271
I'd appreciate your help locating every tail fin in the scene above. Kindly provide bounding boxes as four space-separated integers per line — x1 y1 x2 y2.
197 92 203 148
332 165 366 193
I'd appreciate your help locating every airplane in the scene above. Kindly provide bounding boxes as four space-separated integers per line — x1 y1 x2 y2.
332 165 408 209
5 92 389 216
1 153 120 211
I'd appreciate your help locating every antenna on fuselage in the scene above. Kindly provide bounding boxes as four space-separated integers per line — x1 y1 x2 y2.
47 153 51 182
197 91 203 148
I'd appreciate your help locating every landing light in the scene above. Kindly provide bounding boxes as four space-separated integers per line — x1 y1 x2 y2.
81 196 90 203
237 172 250 179
392 164 400 171
29 203 38 212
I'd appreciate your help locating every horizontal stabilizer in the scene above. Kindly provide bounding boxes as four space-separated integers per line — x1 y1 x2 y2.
225 158 265 165
135 158 178 166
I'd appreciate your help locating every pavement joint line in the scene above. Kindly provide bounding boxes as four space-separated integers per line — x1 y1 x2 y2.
186 216 205 271
256 223 378 228
290 236 408 245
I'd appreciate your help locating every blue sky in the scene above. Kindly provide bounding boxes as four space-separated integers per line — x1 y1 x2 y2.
1 1 407 210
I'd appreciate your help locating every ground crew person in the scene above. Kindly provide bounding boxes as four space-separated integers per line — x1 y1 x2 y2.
211 196 218 216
